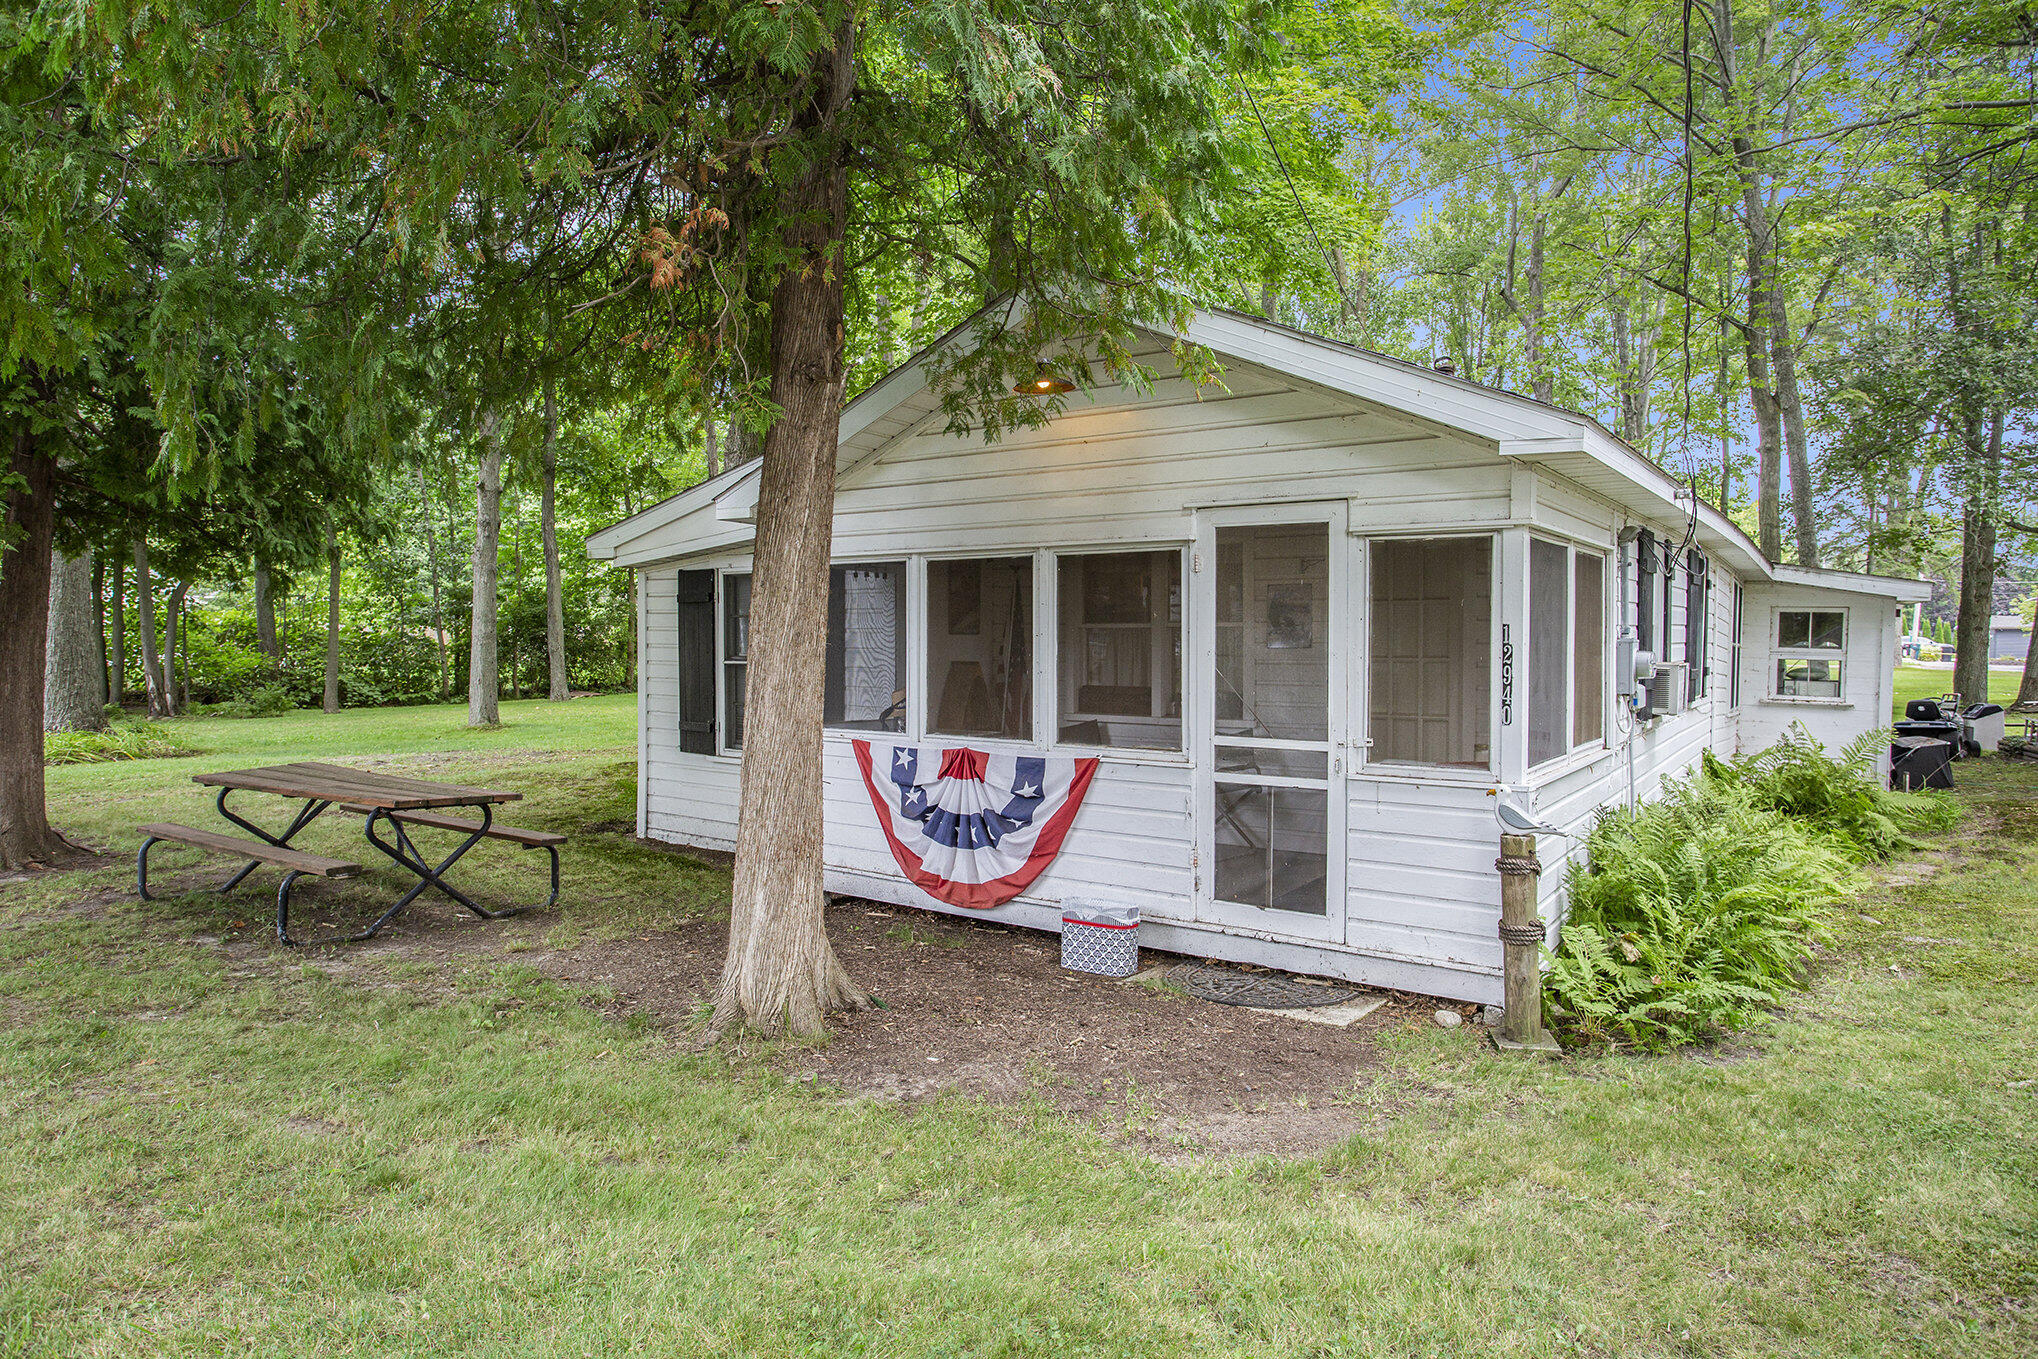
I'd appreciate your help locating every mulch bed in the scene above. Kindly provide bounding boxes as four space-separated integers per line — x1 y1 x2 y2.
237 881 1466 1157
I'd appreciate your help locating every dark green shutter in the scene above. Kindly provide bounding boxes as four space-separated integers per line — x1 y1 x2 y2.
676 569 716 755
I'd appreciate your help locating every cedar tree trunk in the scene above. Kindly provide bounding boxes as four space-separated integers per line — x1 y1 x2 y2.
1 425 67 869
322 521 342 713
254 557 281 663
110 559 125 707
468 407 505 726
45 545 106 731
542 373 568 701
163 581 187 716
713 18 870 1036
134 540 169 718
419 465 449 700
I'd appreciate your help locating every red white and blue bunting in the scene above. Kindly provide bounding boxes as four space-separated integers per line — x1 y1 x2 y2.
851 740 1099 909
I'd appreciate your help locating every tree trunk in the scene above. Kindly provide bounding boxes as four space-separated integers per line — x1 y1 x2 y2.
158 582 184 718
715 18 870 1037
1525 210 1551 405
1767 292 1819 567
110 556 125 707
322 520 342 713
254 557 281 664
134 540 169 718
705 412 721 479
1 424 68 869
177 586 192 709
1953 409 2004 707
542 373 569 701
468 407 505 726
419 465 449 701
46 546 108 732
2017 601 2038 706
93 552 107 706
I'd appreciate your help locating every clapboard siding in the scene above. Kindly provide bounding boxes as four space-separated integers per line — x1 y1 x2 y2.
622 351 1907 1006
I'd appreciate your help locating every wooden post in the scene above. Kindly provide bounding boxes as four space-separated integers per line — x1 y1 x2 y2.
1496 832 1560 1054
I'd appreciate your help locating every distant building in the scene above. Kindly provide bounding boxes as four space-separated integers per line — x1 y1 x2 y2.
1992 614 2031 663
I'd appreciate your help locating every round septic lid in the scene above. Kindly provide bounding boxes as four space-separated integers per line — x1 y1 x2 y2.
1168 963 1367 1009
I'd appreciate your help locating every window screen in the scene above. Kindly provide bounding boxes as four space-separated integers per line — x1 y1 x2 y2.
1528 538 1571 765
825 563 906 731
1573 552 1605 746
1367 537 1492 767
927 556 1033 740
1056 550 1182 749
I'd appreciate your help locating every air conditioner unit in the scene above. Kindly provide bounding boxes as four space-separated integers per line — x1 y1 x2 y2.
1646 663 1689 717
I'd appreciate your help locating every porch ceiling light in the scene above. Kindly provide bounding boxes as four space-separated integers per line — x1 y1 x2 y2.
1015 365 1074 396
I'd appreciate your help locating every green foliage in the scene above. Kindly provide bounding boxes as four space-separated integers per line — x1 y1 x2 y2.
1545 777 1855 1051
1702 725 1960 862
1548 727 1960 1050
43 722 198 767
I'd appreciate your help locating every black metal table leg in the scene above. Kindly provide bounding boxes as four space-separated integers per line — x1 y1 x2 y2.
215 787 331 893
359 803 504 934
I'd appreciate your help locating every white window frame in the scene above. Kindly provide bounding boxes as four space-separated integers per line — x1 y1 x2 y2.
1770 605 1849 701
716 568 751 756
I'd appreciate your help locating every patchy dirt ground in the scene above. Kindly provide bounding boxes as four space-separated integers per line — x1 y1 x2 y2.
145 853 1469 1158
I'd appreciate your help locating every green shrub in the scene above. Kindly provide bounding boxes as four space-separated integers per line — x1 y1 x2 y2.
1544 777 1855 1050
44 722 198 766
190 684 298 720
1702 724 1958 861
1545 726 1959 1050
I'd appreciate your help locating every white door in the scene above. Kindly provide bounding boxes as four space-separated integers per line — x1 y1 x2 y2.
1192 504 1348 943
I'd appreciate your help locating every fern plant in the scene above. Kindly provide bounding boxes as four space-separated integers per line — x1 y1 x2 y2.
1702 723 1957 861
1544 777 1855 1050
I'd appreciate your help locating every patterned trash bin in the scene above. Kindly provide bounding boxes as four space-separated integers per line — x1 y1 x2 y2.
1060 899 1139 977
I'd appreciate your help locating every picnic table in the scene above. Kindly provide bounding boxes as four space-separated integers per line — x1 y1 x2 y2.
136 761 563 946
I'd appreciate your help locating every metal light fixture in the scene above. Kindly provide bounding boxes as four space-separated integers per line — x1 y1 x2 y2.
1014 365 1074 396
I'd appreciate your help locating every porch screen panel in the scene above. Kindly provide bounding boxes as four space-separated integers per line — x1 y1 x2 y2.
1528 538 1570 765
927 556 1033 740
1572 552 1605 746
1212 525 1328 742
675 569 716 755
825 562 906 732
1367 538 1492 767
1056 549 1182 749
1211 523 1331 918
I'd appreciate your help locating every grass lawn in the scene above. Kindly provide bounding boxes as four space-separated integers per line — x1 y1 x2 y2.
3 697 2034 1356
1893 663 2025 720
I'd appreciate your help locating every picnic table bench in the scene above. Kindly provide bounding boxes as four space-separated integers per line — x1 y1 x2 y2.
135 761 562 946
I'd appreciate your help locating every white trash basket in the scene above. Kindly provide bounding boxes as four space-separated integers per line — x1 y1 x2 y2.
1060 900 1139 977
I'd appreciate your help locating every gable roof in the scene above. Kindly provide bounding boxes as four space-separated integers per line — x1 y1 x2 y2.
587 303 1925 602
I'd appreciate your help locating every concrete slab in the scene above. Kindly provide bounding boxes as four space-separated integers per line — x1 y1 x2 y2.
1248 995 1389 1027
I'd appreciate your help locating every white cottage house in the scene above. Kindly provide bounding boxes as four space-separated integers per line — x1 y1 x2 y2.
588 308 1927 1005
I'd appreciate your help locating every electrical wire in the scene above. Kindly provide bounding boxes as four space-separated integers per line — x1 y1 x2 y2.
1235 75 1359 325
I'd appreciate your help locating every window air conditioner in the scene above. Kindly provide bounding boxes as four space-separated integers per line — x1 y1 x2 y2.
1646 663 1689 717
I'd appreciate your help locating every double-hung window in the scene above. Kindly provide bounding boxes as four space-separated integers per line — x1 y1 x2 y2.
1529 540 1607 766
1773 608 1846 699
721 572 752 750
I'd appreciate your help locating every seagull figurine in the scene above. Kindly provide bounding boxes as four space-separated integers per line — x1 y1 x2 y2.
1489 789 1568 838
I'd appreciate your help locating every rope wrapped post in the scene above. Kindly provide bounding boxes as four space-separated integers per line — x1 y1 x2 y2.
1495 832 1561 1055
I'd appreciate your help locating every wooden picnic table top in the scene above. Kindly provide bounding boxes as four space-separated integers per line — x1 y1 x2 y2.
193 761 522 811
